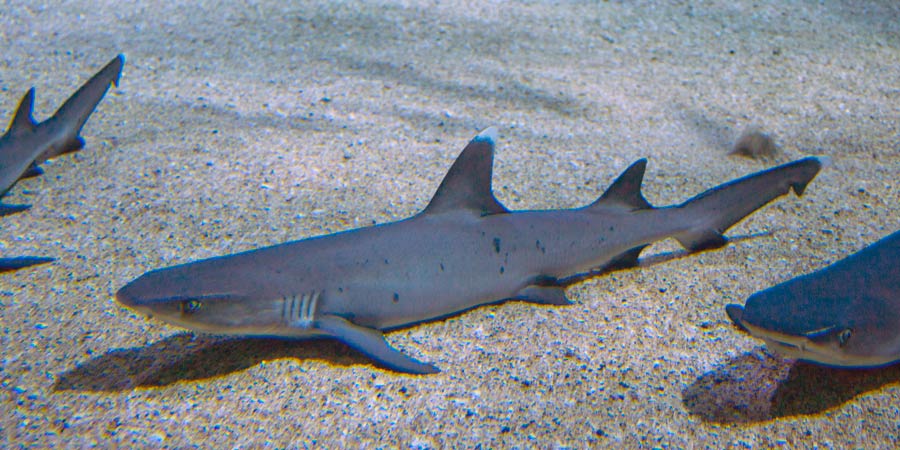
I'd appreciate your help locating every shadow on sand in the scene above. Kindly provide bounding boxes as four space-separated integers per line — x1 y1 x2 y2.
682 351 900 423
53 333 370 392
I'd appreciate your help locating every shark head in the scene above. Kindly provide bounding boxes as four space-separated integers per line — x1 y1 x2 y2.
115 255 284 335
726 280 900 368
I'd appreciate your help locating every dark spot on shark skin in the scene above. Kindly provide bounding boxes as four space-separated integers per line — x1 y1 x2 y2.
536 240 546 254
384 258 389 265
393 292 399 303
493 237 501 254
338 287 344 293
500 266 505 274
439 262 445 272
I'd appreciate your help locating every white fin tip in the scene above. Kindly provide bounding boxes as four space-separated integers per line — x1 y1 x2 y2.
474 126 498 144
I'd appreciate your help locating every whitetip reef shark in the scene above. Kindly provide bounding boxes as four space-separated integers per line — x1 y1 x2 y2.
117 128 822 374
0 54 124 271
727 229 900 368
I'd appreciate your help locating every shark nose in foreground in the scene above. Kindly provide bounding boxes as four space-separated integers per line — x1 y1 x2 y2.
725 304 745 329
114 284 156 319
114 283 140 308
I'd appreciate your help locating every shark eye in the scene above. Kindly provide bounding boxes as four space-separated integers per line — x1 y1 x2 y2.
837 328 852 346
181 300 203 314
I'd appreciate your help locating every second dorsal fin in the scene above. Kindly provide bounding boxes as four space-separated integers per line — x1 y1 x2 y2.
587 159 653 211
5 88 37 137
422 127 509 216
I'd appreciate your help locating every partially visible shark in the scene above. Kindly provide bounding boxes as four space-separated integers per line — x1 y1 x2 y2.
0 55 123 271
0 256 54 273
0 54 124 215
117 128 822 374
727 229 900 368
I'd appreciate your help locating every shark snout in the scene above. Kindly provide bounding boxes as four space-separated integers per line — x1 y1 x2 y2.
114 278 159 313
114 282 145 310
725 304 745 329
114 284 158 321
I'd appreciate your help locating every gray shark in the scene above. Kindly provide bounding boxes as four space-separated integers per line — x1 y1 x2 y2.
116 128 822 374
0 55 123 271
0 54 124 215
727 230 900 368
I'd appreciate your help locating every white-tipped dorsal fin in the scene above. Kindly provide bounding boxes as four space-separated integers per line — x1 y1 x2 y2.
5 88 37 137
423 127 509 216
587 158 652 211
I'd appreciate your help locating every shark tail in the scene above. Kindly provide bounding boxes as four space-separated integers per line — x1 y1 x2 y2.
672 157 823 251
40 54 124 161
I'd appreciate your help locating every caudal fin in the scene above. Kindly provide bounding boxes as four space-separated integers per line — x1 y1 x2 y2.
673 157 823 251
40 54 124 161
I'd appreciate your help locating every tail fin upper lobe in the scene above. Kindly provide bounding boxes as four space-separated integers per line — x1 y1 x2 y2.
39 54 124 161
672 157 822 251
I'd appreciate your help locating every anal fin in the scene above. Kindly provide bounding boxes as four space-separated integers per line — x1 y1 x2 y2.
674 229 728 252
602 244 648 271
38 136 85 163
21 163 44 179
315 315 439 374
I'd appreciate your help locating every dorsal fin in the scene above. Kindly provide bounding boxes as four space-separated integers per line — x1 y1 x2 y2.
422 127 509 216
5 88 37 137
587 159 653 211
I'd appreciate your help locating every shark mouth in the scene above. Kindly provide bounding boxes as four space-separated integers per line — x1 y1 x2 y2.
725 304 844 365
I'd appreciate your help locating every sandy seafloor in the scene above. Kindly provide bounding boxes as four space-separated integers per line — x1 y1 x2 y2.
1 0 898 447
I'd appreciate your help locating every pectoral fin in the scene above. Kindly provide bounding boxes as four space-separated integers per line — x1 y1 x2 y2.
316 315 440 375
602 244 649 271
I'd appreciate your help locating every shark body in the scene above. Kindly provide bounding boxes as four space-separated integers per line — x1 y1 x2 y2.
117 128 822 374
727 229 900 368
0 55 123 271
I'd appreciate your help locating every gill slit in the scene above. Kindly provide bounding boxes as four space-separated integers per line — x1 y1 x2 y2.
281 290 321 328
